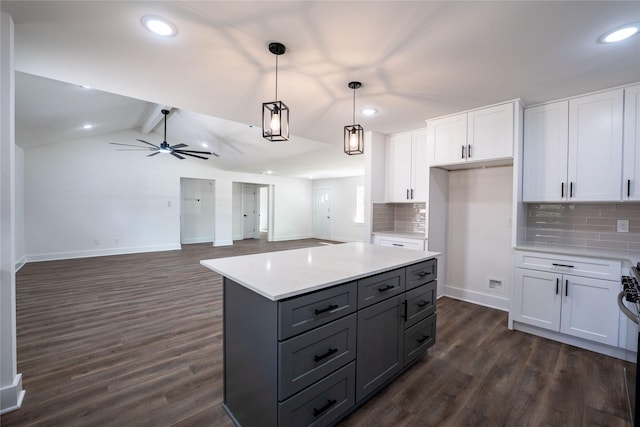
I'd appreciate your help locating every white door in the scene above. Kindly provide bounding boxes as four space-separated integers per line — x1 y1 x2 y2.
522 101 569 202
567 88 623 201
242 184 257 239
467 102 513 162
623 84 640 200
560 275 620 346
314 188 332 240
180 178 214 244
512 268 562 331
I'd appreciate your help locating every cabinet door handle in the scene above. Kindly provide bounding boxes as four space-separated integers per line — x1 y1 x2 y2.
417 334 430 344
555 278 559 295
552 263 574 268
406 189 409 200
313 399 337 417
561 182 564 198
313 347 338 363
461 145 465 159
401 300 408 319
378 284 395 292
410 188 414 199
628 179 631 198
314 304 339 315
570 182 574 198
565 279 569 297
468 144 472 158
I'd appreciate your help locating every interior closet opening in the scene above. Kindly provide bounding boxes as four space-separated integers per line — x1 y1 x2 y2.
233 182 273 242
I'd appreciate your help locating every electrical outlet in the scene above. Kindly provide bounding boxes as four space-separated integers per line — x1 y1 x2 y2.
617 219 630 233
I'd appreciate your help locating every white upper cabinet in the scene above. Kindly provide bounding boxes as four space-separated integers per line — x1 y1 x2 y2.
385 129 427 203
522 88 624 202
428 101 515 167
427 113 467 165
623 84 640 200
467 102 515 162
522 101 569 202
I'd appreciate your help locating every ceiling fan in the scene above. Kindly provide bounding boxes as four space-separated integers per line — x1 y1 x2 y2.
110 109 218 160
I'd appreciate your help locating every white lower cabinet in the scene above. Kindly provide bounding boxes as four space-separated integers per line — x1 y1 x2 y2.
373 235 426 251
512 251 621 347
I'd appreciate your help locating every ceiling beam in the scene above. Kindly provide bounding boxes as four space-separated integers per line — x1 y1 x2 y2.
141 104 171 134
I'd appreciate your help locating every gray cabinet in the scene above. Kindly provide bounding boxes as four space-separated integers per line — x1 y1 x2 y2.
223 258 437 427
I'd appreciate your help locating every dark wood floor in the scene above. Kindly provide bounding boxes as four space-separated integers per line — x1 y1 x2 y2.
1 239 635 427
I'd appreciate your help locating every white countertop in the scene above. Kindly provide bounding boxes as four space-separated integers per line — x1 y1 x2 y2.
515 242 640 265
200 242 440 301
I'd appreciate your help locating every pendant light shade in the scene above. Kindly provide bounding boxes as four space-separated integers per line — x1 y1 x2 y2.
344 81 364 155
262 42 290 141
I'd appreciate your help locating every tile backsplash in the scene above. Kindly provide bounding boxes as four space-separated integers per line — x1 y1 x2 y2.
526 203 640 252
372 203 426 234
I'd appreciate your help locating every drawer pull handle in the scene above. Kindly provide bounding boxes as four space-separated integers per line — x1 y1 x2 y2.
552 263 574 268
313 399 338 417
416 271 428 278
417 300 429 308
314 304 339 315
392 243 404 247
314 347 338 362
417 335 430 344
378 284 395 292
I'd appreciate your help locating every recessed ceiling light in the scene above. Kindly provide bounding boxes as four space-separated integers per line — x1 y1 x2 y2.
80 84 91 89
141 15 177 37
82 124 93 130
264 170 274 175
201 142 209 148
599 24 639 43
362 108 378 116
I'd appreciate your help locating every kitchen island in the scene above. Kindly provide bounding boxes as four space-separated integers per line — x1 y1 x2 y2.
201 242 439 427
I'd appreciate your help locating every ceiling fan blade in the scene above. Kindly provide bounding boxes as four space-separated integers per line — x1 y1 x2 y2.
147 151 161 157
177 151 210 160
136 139 160 149
171 152 185 160
176 149 213 155
116 149 158 151
171 143 188 149
110 142 154 149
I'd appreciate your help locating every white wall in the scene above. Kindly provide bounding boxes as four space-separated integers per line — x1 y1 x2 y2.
445 166 513 311
23 129 313 261
312 175 365 242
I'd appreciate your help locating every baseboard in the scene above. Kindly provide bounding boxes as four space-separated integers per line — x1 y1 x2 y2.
26 244 182 263
1 373 25 415
213 239 233 247
444 285 510 312
181 237 214 244
14 256 26 272
513 321 637 363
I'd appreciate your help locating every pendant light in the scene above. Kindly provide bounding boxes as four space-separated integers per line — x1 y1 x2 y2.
344 81 364 155
262 42 290 141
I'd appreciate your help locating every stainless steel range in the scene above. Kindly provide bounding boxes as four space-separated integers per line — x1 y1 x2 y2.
619 266 640 427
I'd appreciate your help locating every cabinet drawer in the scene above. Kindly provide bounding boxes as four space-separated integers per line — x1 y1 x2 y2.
515 250 621 281
406 258 437 290
278 314 357 401
357 268 405 309
279 281 357 340
374 235 425 251
404 314 436 365
278 361 355 427
405 281 436 328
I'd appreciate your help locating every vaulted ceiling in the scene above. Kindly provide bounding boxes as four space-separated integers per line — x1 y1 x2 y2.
3 1 640 178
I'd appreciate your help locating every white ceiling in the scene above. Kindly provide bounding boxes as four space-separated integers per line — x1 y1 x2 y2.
4 1 640 178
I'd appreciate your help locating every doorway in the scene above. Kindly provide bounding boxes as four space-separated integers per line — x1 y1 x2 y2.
180 178 215 244
313 187 332 240
233 182 272 241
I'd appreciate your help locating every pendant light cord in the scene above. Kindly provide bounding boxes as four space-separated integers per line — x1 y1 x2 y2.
275 54 279 101
352 86 356 125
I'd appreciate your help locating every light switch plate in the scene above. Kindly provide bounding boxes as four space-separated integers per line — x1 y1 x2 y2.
617 219 630 233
